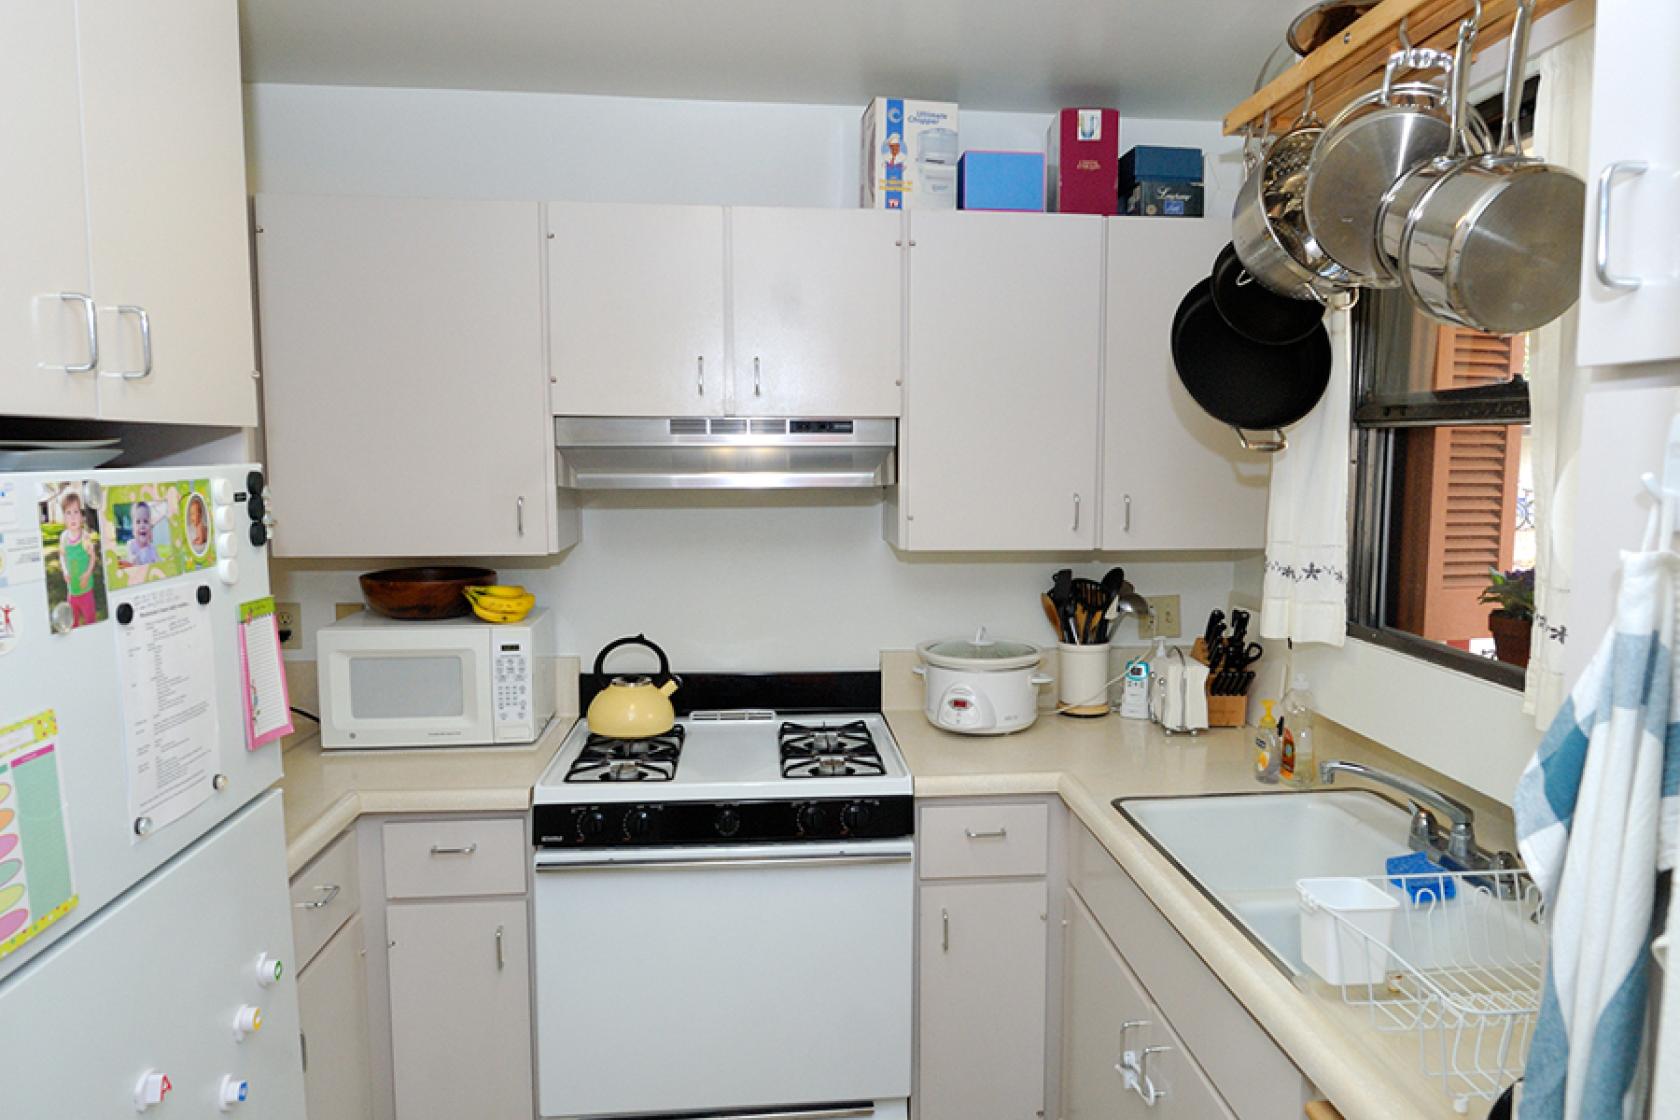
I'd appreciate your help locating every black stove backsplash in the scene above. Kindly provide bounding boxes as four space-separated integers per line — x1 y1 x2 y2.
577 670 882 717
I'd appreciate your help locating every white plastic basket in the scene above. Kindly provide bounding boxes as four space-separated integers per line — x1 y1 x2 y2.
1298 868 1544 1113
1299 876 1400 986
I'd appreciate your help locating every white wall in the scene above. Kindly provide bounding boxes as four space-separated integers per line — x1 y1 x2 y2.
248 82 1253 672
243 83 1247 215
274 494 1244 670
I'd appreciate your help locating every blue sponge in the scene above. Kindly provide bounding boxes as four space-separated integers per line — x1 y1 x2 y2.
1386 852 1457 903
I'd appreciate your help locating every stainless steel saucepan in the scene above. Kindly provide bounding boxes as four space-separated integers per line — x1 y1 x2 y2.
1395 0 1585 333
1232 92 1355 302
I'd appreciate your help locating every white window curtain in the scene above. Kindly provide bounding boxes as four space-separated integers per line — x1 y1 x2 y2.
1259 305 1353 647
1523 29 1595 729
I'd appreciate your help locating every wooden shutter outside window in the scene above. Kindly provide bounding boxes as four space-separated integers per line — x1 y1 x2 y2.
1394 329 1527 647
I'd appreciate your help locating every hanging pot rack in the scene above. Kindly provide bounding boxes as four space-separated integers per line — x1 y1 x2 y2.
1224 0 1571 138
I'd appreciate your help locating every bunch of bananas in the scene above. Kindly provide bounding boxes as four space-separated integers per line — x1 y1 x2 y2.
463 584 536 624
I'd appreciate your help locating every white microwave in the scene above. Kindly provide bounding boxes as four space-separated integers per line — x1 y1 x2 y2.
317 610 556 749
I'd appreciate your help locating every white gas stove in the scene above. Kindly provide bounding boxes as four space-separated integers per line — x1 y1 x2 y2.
531 696 914 1120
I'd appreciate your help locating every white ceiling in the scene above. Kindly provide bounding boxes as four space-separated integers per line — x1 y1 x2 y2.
237 0 1306 118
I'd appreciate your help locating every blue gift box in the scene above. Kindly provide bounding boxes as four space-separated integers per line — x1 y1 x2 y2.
958 151 1046 212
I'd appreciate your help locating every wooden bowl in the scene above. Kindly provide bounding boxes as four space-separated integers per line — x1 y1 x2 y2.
359 566 496 620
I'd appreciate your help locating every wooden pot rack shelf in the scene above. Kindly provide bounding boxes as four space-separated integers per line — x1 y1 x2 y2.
1224 0 1571 137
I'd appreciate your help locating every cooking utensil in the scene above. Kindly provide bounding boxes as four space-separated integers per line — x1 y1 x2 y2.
1041 593 1066 641
358 565 496 620
1171 279 1332 451
1286 0 1379 56
587 634 681 738
1203 609 1227 651
1209 242 1327 345
1394 0 1585 333
1230 608 1251 644
1232 93 1355 302
1305 38 1484 285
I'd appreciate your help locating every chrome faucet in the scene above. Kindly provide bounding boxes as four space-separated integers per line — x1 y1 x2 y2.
1318 759 1521 880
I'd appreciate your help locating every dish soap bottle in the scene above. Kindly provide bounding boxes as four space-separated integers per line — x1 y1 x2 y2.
1253 700 1281 784
1279 674 1315 787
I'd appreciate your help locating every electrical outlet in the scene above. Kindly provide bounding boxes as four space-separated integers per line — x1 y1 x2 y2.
1150 595 1181 639
335 602 363 621
274 602 302 650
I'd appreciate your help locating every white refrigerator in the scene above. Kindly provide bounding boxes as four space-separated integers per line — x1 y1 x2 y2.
0 463 305 1116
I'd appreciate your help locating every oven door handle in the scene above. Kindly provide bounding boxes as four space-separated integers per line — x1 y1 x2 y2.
534 850 913 873
709 1109 877 1120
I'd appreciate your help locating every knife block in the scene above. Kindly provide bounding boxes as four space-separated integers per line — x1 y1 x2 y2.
1191 638 1250 728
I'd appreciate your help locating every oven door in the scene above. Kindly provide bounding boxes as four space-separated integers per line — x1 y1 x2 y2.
319 640 493 748
533 839 914 1119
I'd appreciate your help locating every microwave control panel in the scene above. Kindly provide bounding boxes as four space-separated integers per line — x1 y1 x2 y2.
494 637 533 736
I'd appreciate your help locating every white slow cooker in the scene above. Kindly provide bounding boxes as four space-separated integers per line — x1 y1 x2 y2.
915 629 1053 735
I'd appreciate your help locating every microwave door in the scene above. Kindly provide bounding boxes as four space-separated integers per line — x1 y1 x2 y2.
323 645 493 748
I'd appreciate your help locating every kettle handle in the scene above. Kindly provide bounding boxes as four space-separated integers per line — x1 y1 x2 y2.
593 633 673 683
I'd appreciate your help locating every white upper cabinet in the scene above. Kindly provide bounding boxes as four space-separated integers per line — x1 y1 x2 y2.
75 0 257 426
730 207 904 417
549 202 726 416
0 0 97 420
893 212 1103 551
1576 0 1680 368
256 194 571 558
0 0 255 427
1102 218 1268 550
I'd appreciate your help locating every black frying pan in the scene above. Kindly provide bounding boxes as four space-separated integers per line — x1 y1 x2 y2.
1209 243 1326 346
1171 278 1331 447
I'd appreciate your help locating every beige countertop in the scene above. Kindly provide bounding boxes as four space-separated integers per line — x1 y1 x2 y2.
275 715 575 876
274 699 1486 1119
888 708 1490 1120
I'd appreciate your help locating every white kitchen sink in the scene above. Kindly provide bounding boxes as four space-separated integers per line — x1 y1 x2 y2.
1116 790 1416 975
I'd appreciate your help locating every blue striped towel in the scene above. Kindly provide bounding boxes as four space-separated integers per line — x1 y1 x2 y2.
1515 548 1680 1119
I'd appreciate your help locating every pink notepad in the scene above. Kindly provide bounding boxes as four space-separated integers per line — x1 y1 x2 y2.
239 598 294 750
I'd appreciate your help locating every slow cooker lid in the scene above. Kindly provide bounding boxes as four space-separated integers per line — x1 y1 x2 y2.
919 627 1042 670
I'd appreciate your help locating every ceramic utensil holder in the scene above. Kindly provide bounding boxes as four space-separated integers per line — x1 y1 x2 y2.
1057 642 1112 717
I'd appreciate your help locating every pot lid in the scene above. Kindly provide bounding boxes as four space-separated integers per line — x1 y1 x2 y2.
919 627 1043 670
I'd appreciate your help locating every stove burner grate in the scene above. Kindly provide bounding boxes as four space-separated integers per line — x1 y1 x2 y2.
566 726 685 782
778 720 885 779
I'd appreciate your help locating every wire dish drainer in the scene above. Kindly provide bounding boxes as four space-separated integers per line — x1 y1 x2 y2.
1301 868 1545 1113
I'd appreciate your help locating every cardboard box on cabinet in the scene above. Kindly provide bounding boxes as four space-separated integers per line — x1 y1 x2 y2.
860 97 960 210
1045 108 1120 214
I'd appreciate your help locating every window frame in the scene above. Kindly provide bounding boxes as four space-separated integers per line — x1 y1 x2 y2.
1347 292 1530 690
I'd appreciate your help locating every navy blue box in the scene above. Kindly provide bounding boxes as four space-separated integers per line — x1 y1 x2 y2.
1119 145 1204 217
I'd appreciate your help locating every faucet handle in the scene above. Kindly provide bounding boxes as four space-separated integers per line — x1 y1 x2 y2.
1407 802 1443 849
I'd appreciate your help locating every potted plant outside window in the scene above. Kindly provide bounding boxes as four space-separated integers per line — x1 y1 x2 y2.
1480 567 1535 669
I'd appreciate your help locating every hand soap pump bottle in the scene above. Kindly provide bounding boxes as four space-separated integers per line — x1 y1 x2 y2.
1278 674 1315 787
1253 700 1281 784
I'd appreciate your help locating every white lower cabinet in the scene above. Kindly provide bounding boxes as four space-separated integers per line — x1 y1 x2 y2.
1062 887 1232 1119
387 897 532 1119
917 880 1049 1120
299 911 376 1120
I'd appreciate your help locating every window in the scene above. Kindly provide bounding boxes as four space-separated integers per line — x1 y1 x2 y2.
1349 290 1531 686
1347 78 1541 687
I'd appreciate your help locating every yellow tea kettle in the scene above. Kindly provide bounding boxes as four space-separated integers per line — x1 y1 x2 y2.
587 634 680 738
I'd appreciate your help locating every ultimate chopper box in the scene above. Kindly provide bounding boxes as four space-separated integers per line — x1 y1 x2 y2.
860 97 960 210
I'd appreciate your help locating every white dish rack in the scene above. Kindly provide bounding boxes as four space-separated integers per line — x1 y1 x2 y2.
1298 868 1545 1113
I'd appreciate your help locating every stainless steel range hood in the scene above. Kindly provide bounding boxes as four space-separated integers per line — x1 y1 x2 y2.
554 417 897 490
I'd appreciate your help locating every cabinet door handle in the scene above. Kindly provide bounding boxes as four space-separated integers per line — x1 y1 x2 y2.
965 827 1008 840
430 842 478 855
495 924 505 970
294 884 340 910
56 293 98 373
941 907 950 952
1072 493 1081 532
697 355 705 396
754 356 762 396
1596 160 1649 291
300 1030 308 1073
103 305 152 380
516 496 525 536
1124 493 1132 532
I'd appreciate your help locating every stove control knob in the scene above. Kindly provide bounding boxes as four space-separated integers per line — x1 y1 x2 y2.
714 807 742 838
797 802 829 836
576 809 608 839
841 801 873 834
624 808 656 841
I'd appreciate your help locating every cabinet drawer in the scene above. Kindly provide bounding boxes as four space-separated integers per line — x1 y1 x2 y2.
290 831 361 969
918 802 1048 880
1070 820 1306 1120
383 818 526 900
